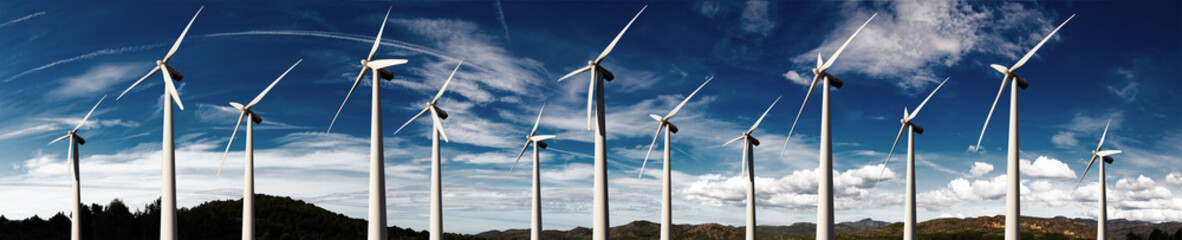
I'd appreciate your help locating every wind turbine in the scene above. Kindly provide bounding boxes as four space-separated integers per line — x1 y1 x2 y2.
874 77 948 240
49 95 105 240
554 5 645 239
114 6 202 240
636 76 712 240
324 6 408 240
1073 119 1121 240
972 14 1074 240
779 13 876 240
723 96 780 240
508 104 555 240
215 59 300 240
392 60 463 240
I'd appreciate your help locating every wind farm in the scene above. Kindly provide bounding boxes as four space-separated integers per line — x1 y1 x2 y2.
2 1 1181 240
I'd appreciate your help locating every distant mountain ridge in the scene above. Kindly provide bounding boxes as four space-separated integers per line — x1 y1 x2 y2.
2 195 1180 240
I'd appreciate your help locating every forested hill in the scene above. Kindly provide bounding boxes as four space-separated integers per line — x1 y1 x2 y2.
0 194 481 239
3 195 1181 240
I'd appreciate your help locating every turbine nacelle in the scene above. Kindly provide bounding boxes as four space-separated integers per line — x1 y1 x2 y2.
597 66 615 81
73 134 86 145
431 105 448 120
748 135 760 146
825 73 844 89
535 141 548 149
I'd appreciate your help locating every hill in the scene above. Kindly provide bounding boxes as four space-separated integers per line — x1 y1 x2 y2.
5 195 1182 240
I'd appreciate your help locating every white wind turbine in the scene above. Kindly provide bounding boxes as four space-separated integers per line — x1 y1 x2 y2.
215 59 300 240
973 14 1074 240
874 77 948 240
1073 119 1121 240
113 6 202 240
324 7 408 240
554 5 646 239
508 104 556 240
779 13 876 240
636 76 712 240
723 96 781 240
49 95 105 240
392 60 463 240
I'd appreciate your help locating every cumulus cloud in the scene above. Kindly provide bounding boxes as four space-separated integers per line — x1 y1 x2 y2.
1167 172 1182 185
968 162 993 178
1020 156 1075 180
787 0 1061 92
917 175 1009 211
680 165 898 210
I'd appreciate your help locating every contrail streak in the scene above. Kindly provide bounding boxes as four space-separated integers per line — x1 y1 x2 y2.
2 44 162 82
0 11 45 28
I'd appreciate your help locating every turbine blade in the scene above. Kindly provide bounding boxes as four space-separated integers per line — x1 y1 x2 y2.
723 135 745 146
974 76 1010 151
218 112 247 175
780 75 820 158
1097 118 1111 152
748 96 782 134
907 77 949 120
1074 154 1099 191
817 52 823 68
990 64 1009 74
49 134 70 145
432 59 463 104
72 95 107 133
509 140 531 175
638 124 665 179
164 6 203 62
1011 14 1074 71
530 103 546 136
368 6 393 61
595 5 647 64
327 68 369 133
248 59 301 108
161 66 185 110
876 123 907 185
393 107 430 136
821 12 877 70
117 66 161 100
586 68 596 131
557 65 592 82
666 76 713 119
529 135 556 142
1097 150 1122 156
365 59 409 70
430 106 450 142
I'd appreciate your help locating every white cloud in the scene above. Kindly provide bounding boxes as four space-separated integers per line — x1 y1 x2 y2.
789 1 1059 92
1020 156 1075 180
739 0 775 36
1166 172 1182 185
1116 175 1157 192
1108 68 1139 101
49 63 144 99
680 164 897 210
782 70 810 85
916 175 1008 211
968 162 993 178
1051 131 1078 149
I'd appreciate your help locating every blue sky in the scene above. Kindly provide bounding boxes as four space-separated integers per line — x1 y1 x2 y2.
2 0 1181 234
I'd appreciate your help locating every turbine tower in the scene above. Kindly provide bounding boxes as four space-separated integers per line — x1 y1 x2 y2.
216 60 300 240
875 78 949 240
114 7 202 240
326 7 408 240
393 61 463 240
973 14 1074 240
554 5 646 239
49 95 105 240
509 104 555 240
637 76 713 240
1073 119 1121 240
781 13 876 240
723 96 780 240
